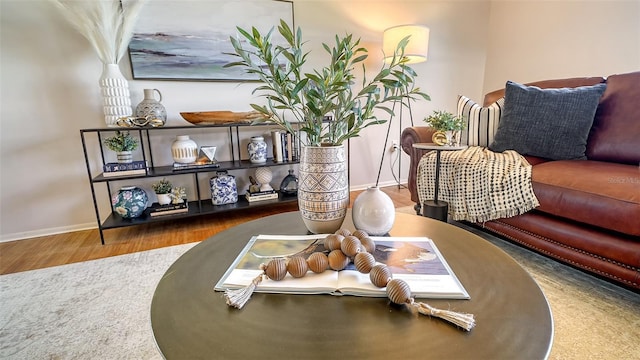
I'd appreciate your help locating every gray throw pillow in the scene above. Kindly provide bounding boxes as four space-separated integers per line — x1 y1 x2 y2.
489 81 607 160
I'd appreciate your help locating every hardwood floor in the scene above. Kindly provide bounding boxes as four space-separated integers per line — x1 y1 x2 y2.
0 186 413 275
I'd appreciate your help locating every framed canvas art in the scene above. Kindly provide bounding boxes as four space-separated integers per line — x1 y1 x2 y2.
128 0 294 81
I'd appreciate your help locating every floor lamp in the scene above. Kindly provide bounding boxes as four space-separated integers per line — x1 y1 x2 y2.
375 25 429 188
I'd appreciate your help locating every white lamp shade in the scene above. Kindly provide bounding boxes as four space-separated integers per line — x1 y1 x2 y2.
383 24 430 64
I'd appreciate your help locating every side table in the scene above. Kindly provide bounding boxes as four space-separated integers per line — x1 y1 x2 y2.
412 143 467 221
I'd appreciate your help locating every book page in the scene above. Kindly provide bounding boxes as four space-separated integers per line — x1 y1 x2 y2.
336 237 469 299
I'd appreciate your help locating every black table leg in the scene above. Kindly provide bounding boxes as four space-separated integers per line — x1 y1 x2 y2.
423 150 448 222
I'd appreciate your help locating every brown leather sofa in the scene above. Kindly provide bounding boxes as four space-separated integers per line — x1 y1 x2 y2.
401 71 640 290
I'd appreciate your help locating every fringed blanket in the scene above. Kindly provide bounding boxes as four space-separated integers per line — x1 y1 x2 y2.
417 146 539 223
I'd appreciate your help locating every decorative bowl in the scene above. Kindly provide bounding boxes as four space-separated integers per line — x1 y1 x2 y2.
180 111 266 125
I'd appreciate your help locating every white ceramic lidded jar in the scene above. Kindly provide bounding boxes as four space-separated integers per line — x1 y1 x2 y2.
171 135 198 164
247 136 267 164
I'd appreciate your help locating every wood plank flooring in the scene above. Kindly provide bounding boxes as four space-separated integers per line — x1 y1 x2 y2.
0 186 413 275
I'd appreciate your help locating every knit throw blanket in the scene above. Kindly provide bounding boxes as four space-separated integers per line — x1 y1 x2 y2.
417 146 539 223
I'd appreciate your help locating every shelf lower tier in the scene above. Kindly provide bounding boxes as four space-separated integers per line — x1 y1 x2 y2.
101 195 298 229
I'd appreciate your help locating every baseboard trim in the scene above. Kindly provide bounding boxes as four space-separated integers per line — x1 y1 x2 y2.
0 223 98 243
350 180 407 192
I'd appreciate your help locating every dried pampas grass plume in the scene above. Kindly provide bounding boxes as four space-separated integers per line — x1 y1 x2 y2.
49 0 146 64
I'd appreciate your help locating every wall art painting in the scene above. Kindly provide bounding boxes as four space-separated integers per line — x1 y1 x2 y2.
128 0 293 81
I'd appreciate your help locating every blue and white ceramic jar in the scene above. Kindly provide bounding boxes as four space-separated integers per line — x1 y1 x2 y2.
210 171 238 205
247 136 267 164
112 186 148 218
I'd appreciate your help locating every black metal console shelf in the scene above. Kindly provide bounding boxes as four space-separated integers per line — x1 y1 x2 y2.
80 123 299 245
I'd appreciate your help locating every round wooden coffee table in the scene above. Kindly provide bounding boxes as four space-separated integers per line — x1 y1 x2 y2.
151 212 553 359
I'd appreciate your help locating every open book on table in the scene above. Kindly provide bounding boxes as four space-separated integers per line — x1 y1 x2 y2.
215 234 470 299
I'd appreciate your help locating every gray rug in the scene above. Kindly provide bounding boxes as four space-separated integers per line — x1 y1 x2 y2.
1 216 639 359
0 244 197 360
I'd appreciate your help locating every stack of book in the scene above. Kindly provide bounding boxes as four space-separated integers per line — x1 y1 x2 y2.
148 202 189 217
245 190 279 203
172 161 220 171
102 161 147 177
270 130 298 163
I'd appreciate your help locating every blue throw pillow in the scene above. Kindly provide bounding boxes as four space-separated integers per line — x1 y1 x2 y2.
489 81 606 160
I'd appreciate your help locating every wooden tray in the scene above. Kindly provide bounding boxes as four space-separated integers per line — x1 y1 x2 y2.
180 111 266 125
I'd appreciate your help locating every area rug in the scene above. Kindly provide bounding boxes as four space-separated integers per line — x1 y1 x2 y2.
1 217 639 359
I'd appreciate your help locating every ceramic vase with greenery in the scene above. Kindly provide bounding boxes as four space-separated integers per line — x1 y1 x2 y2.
103 130 138 163
152 178 173 205
424 110 465 146
225 21 430 233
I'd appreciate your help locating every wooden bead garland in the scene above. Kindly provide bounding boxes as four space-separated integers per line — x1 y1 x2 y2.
306 252 329 273
286 256 308 278
223 228 476 331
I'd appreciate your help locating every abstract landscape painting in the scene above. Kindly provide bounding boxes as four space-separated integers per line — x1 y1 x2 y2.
128 0 293 81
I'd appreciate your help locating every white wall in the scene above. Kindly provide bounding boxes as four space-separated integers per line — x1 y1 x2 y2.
483 0 640 94
3 0 637 241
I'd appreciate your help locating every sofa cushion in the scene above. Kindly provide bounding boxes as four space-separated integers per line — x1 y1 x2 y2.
456 95 504 147
532 160 640 236
587 71 640 165
489 81 607 160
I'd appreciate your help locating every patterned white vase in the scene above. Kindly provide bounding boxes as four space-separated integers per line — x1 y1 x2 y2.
171 135 198 164
135 88 167 122
298 145 349 234
99 63 132 127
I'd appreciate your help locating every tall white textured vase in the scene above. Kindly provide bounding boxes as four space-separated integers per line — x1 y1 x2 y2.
298 145 349 234
100 63 132 127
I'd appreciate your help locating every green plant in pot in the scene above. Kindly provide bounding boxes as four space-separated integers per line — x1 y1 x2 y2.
225 20 430 233
423 110 465 146
152 178 173 205
103 130 139 163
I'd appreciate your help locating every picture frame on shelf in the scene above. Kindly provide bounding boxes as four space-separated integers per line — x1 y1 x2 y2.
127 0 294 81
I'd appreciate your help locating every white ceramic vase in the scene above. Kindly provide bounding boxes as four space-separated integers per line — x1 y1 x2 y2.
352 186 395 236
171 135 198 164
298 145 349 234
99 63 132 127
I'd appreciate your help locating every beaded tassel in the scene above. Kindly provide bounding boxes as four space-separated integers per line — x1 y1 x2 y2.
411 300 476 331
387 278 476 331
224 274 264 309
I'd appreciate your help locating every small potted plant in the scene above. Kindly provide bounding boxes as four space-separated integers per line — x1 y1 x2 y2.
152 178 173 205
103 130 139 163
423 111 465 146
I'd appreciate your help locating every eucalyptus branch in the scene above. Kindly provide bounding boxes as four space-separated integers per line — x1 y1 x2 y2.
225 20 430 146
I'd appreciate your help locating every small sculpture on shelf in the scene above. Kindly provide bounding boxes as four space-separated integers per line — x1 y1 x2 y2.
169 186 187 204
103 130 139 163
279 169 298 196
254 167 273 192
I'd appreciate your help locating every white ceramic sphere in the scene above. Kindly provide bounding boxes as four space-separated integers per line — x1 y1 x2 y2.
352 186 395 236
